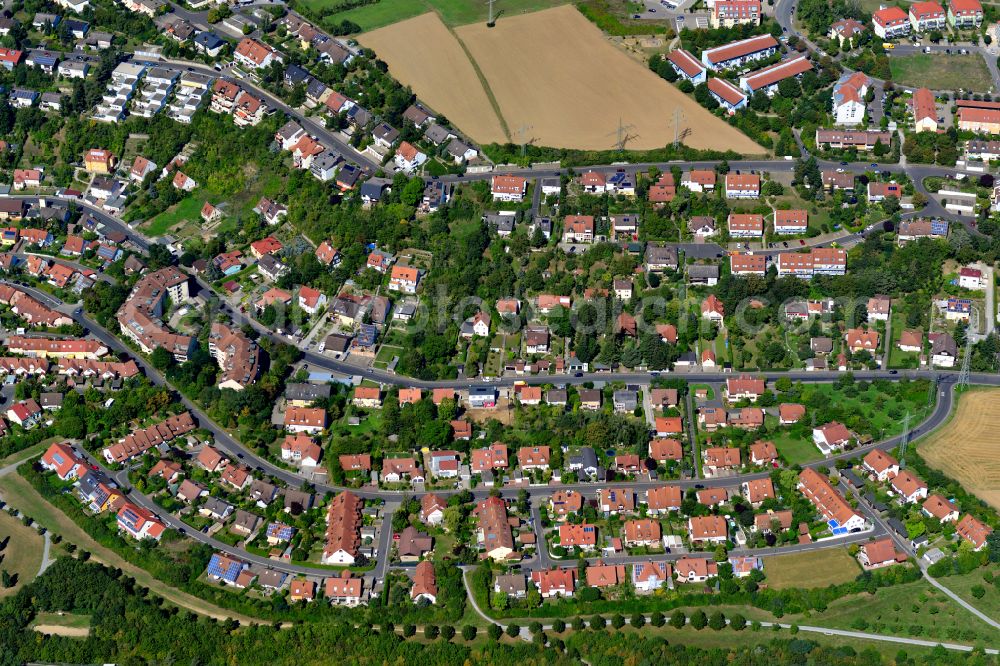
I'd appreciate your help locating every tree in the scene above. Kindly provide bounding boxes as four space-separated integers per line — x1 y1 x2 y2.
731 613 747 630
487 623 502 641
611 614 625 629
151 346 174 371
987 531 1000 562
630 613 645 628
440 625 455 641
590 614 606 630
651 611 665 627
708 611 726 630
424 625 439 640
529 621 542 635
670 610 686 628
690 610 707 630
552 619 565 633
505 623 520 638
571 617 586 631
403 624 416 637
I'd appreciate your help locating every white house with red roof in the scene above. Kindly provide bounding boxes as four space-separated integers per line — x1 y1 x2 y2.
393 141 427 173
40 442 87 481
872 6 910 38
298 286 327 314
117 502 165 540
832 72 869 126
812 421 853 454
665 49 706 84
234 38 282 70
6 398 42 428
707 77 747 114
862 449 899 482
909 1 946 31
948 0 982 26
490 174 526 202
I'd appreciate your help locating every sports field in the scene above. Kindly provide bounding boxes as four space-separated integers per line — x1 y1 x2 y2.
364 7 764 152
920 389 1000 510
358 13 508 144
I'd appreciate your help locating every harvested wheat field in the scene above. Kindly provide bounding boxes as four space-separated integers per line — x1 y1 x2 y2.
455 5 764 152
359 13 508 144
920 389 1000 510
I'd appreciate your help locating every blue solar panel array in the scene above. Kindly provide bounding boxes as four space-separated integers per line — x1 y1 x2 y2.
207 553 243 582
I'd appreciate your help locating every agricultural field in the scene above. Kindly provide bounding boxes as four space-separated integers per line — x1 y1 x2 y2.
358 13 508 144
889 54 993 94
920 388 1000 510
0 509 44 598
456 7 764 151
763 548 860 589
363 7 764 151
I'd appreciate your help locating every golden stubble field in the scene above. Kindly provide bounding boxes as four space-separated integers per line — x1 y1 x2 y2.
920 389 1000 510
358 13 508 144
361 6 765 153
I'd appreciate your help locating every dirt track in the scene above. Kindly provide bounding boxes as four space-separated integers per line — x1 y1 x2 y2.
920 389 1000 510
359 13 508 144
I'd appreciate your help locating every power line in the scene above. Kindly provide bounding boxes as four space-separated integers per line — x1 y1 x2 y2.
898 411 910 469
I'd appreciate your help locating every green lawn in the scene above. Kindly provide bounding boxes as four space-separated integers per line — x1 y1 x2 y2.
794 381 933 443
0 509 43 598
145 196 207 237
934 565 1000 621
784 579 1000 646
889 54 994 94
763 548 861 590
309 0 569 31
770 429 823 465
29 611 92 636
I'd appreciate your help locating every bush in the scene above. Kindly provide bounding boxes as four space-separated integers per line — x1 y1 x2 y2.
424 625 439 640
440 625 455 641
971 585 986 599
552 619 565 633
731 613 747 631
591 614 606 630
506 623 520 638
651 611 665 627
690 610 707 630
461 625 476 641
708 611 726 630
532 630 546 645
611 614 625 629
403 624 416 638
488 624 502 641
529 621 542 635
572 617 586 631
670 610 686 628
630 613 645 628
